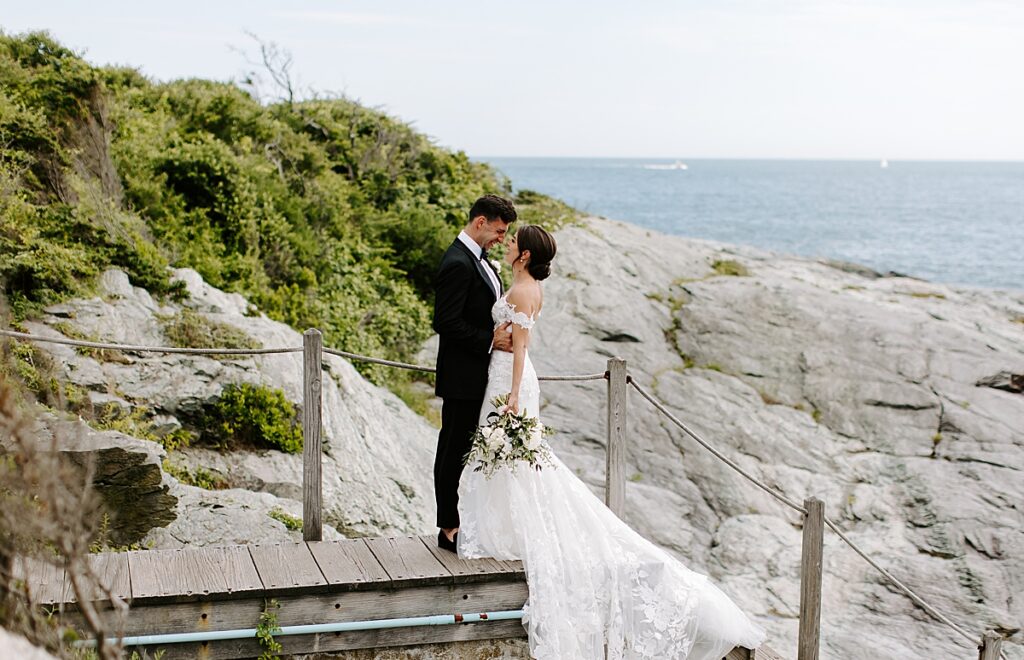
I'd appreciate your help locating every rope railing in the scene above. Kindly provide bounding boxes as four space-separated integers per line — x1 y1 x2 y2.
628 374 986 653
0 330 609 382
0 329 301 355
2 326 1005 656
628 378 808 515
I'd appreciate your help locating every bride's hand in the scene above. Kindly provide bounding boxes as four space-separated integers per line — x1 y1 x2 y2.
505 393 520 415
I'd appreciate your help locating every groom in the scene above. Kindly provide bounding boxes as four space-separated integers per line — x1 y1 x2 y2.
432 194 517 552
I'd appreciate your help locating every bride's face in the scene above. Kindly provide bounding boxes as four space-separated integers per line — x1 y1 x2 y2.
505 232 520 266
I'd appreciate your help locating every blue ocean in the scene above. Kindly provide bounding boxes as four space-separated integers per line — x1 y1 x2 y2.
482 158 1023 291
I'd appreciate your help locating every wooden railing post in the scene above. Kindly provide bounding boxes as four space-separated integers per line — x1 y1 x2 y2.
979 630 1003 660
798 497 825 660
605 357 627 517
302 328 323 542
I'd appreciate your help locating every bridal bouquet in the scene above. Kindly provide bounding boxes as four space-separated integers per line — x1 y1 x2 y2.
464 394 554 478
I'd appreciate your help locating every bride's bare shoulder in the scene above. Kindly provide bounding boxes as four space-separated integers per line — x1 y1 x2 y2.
507 282 542 315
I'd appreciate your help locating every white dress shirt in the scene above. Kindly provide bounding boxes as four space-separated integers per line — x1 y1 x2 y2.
458 231 500 300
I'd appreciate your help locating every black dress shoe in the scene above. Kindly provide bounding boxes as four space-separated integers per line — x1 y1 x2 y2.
437 529 458 553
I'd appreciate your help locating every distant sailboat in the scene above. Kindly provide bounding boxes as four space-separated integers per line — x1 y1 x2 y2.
880 159 889 169
644 160 688 170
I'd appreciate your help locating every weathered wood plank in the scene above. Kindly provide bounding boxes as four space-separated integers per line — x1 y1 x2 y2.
13 556 64 605
605 357 628 517
308 539 390 589
798 497 824 660
302 328 323 542
127 546 263 602
364 536 451 586
755 645 788 660
139 619 527 660
64 553 131 604
248 542 326 595
72 580 529 638
727 647 752 660
418 536 523 584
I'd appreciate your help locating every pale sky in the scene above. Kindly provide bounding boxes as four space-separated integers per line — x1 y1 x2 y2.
4 1 1023 160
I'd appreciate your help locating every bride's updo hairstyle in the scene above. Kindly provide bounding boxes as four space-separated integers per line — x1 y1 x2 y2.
517 225 557 281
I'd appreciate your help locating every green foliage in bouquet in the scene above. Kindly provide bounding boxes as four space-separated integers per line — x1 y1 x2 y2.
464 393 554 478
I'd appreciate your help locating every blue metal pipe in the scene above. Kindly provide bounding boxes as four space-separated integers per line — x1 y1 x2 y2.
74 609 525 648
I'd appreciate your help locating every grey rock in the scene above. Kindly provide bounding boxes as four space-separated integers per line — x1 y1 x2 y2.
28 413 177 546
0 628 59 660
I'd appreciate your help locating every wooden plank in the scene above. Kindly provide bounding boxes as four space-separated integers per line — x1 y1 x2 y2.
13 555 64 605
308 539 390 589
74 581 529 638
64 553 131 604
248 543 326 595
128 546 263 603
143 619 527 660
417 536 524 584
605 357 628 517
727 648 752 660
798 497 825 660
302 328 323 542
364 536 451 586
755 645 788 660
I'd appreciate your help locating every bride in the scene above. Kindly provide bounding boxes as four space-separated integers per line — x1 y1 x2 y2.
457 225 766 659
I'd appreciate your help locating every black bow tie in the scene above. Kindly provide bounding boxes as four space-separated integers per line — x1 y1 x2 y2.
480 249 489 262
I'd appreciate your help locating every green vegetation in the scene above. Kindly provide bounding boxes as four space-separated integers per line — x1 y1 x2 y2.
710 259 749 277
162 459 229 490
907 291 946 300
159 308 261 353
205 382 303 452
0 32 577 393
268 508 302 531
257 599 283 659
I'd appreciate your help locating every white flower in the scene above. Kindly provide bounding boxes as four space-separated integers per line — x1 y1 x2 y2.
490 259 502 273
526 426 543 450
487 428 507 451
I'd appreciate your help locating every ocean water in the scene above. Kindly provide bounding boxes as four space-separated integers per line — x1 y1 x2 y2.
482 158 1023 291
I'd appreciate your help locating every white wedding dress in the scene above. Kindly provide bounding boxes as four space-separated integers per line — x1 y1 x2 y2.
458 294 766 659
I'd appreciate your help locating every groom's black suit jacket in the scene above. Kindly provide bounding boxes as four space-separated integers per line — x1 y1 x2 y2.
433 239 501 400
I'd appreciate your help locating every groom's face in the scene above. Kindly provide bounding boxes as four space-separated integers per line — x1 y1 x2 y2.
477 217 511 251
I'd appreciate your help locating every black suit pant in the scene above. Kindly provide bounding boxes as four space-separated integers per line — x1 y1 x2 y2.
434 397 484 529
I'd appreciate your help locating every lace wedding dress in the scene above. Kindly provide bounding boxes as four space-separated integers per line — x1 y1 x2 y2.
458 294 766 659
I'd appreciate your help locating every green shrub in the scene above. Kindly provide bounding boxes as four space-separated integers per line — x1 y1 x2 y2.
268 508 302 531
206 383 302 453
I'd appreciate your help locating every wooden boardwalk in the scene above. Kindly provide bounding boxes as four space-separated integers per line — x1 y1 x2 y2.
21 536 775 659
22 536 527 659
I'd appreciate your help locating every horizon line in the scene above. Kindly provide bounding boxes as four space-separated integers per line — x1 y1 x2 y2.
471 155 1024 163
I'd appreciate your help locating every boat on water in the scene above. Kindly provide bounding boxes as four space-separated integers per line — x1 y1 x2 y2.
643 160 688 170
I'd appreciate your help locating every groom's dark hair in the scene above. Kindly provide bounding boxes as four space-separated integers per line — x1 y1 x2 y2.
469 194 517 225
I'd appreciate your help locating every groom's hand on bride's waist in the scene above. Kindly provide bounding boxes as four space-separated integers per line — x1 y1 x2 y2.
492 322 513 352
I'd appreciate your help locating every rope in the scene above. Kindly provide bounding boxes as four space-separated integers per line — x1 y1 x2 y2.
630 375 983 650
0 330 300 355
822 516 978 647
628 378 808 514
323 347 435 373
2 330 608 381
